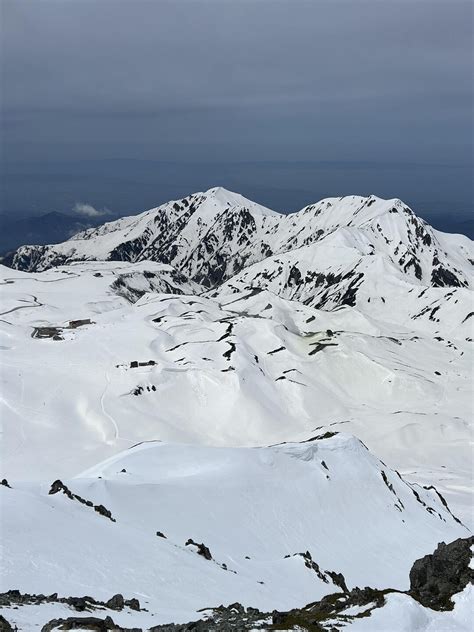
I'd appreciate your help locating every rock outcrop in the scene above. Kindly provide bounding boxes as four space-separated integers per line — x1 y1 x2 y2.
409 536 474 610
41 616 141 632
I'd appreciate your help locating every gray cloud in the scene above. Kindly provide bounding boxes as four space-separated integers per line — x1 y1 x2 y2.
1 0 472 219
3 1 471 111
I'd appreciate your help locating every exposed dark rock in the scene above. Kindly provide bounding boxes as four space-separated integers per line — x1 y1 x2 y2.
429 305 441 322
308 341 337 356
421 485 463 525
48 480 116 522
66 597 88 611
0 615 14 631
303 431 338 442
49 480 69 496
0 590 141 619
216 321 234 342
380 470 395 494
105 593 124 610
125 598 141 612
271 586 389 630
185 539 212 560
288 265 302 287
409 536 474 610
268 346 285 355
222 342 236 361
148 586 390 630
326 571 348 593
94 505 114 520
156 531 167 539
431 266 465 288
298 551 329 583
148 603 268 631
41 615 141 631
1 479 11 488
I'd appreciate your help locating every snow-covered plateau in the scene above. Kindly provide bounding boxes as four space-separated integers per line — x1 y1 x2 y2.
0 187 472 630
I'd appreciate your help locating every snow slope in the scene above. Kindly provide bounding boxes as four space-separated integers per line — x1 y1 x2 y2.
0 187 472 629
346 585 474 632
1 257 471 527
0 436 468 629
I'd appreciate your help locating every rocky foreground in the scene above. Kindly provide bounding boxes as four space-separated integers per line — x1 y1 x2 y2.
0 537 472 631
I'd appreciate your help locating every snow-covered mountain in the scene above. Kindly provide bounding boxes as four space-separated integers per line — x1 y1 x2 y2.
1 187 472 630
4 187 472 293
4 187 472 344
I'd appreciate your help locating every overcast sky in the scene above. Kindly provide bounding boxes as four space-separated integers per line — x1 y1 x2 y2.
1 0 472 220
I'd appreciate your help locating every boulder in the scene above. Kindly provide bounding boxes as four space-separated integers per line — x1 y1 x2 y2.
409 536 474 610
106 593 124 610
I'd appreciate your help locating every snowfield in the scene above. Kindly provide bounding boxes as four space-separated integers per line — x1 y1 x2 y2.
0 187 472 630
0 437 469 629
346 585 474 632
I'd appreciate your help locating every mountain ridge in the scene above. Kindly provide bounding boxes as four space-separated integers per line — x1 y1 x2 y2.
3 188 472 297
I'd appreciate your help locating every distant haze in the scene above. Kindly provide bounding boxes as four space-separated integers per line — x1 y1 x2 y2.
1 1 472 229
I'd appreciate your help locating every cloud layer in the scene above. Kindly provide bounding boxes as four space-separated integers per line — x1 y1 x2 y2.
1 1 472 219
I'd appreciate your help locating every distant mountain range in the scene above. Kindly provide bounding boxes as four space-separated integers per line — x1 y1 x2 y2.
4 187 472 296
0 196 472 260
0 211 104 256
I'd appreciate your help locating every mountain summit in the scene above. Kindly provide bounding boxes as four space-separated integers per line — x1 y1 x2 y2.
3 188 472 297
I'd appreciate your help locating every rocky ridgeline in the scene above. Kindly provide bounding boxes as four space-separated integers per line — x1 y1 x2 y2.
0 537 471 631
0 591 140 614
40 617 141 632
4 189 470 304
149 538 474 631
0 592 141 632
48 479 116 522
147 590 389 631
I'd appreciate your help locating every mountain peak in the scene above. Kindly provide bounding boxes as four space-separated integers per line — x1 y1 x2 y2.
201 186 280 216
3 188 472 299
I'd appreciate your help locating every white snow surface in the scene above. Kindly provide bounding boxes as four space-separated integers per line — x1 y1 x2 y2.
0 187 472 629
0 437 469 629
347 585 474 631
1 259 471 525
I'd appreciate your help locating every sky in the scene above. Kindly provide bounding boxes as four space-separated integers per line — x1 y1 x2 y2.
1 0 472 225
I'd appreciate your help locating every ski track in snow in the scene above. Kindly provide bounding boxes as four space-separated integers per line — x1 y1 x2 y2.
100 369 120 444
